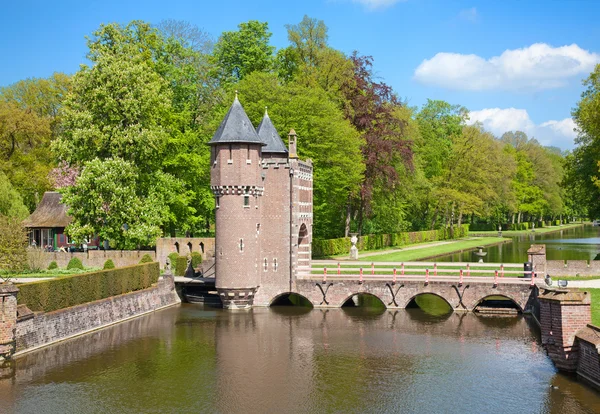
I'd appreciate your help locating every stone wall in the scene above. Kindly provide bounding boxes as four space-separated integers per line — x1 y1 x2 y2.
39 250 156 269
155 237 215 269
14 274 180 355
547 260 600 277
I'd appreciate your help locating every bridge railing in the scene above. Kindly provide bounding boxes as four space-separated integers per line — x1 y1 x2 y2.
307 261 538 286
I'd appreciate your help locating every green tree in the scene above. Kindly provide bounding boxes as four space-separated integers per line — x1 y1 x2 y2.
212 20 274 83
232 72 364 238
571 64 600 218
0 171 29 219
0 214 28 276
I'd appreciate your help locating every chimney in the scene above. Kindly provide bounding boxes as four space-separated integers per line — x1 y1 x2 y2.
288 129 298 159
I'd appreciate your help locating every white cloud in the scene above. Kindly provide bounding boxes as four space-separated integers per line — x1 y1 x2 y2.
458 7 479 23
414 43 600 91
349 0 407 10
467 108 578 149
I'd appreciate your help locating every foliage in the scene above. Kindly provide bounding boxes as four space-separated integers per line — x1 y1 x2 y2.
191 251 202 268
48 261 58 270
27 247 47 272
0 171 29 219
17 262 159 312
0 215 28 278
139 253 154 264
175 255 188 276
103 259 115 269
212 20 274 82
66 257 84 270
312 225 469 257
168 252 180 267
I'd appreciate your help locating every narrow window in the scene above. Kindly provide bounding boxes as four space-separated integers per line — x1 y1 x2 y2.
273 258 278 272
247 144 250 160
228 144 233 164
244 195 250 207
264 258 268 272
256 223 260 233
239 238 244 252
215 196 220 209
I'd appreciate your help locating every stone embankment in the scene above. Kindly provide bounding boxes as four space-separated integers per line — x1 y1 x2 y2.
0 274 180 361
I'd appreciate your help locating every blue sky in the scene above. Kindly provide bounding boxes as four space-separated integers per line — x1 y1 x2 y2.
2 0 599 150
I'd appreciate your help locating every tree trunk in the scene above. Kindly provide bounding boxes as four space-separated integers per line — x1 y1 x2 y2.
517 211 522 224
344 199 351 237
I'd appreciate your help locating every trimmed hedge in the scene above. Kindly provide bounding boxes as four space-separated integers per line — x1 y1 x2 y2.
47 261 58 270
175 256 188 276
103 259 115 269
17 262 160 313
67 257 84 270
191 252 202 269
312 225 469 258
139 253 154 264
168 252 179 266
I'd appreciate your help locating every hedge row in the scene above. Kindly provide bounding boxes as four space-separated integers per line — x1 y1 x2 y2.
312 225 469 258
17 262 160 313
470 221 563 232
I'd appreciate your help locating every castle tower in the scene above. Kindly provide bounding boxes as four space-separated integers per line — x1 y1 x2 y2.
209 95 265 309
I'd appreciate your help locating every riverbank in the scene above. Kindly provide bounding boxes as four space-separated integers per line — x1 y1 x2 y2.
338 237 510 262
471 222 585 237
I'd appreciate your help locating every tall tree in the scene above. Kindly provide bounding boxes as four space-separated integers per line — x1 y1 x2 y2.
212 20 274 83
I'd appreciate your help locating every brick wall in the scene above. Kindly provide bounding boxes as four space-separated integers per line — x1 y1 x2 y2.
539 289 591 372
547 260 600 277
39 250 156 270
575 325 600 389
0 284 18 360
14 274 180 355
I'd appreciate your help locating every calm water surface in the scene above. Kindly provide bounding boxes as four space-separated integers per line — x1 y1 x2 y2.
1 304 600 414
436 224 600 263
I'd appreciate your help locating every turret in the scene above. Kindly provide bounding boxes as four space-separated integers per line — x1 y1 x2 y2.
256 108 288 159
209 94 265 309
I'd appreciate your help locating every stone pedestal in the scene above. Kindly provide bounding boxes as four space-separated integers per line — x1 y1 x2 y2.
527 244 546 277
539 289 591 372
0 284 19 361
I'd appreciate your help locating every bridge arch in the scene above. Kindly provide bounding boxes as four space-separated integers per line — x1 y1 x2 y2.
339 292 386 309
472 294 523 313
270 292 314 308
404 293 454 315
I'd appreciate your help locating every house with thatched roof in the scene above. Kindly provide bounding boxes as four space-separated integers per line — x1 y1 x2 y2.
22 192 72 250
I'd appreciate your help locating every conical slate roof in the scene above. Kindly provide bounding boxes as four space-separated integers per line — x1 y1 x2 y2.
256 109 288 154
209 95 265 146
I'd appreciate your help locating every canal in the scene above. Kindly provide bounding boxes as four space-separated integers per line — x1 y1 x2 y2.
435 224 600 263
1 304 600 413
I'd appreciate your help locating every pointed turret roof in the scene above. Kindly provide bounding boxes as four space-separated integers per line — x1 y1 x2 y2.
256 108 288 154
208 94 264 146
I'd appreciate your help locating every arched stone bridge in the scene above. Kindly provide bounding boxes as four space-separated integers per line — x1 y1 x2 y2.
292 277 538 311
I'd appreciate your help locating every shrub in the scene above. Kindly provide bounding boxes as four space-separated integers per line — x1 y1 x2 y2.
48 261 58 270
103 259 115 269
17 262 160 312
0 215 28 278
168 252 179 267
175 256 188 276
67 257 84 270
191 252 202 269
139 253 153 264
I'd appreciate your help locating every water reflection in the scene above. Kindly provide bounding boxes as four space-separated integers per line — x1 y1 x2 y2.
437 224 600 263
1 305 599 413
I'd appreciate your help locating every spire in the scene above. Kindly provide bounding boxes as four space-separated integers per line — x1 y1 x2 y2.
208 95 264 146
256 109 288 154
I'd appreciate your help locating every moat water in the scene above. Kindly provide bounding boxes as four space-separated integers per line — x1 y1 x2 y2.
2 304 600 414
435 224 600 263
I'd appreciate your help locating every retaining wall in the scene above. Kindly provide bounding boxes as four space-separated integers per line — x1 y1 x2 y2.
14 274 180 355
155 237 215 268
547 260 600 277
40 250 156 269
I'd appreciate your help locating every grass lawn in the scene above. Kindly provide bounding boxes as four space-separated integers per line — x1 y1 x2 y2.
357 237 508 262
582 288 600 326
471 222 584 237
1 267 101 280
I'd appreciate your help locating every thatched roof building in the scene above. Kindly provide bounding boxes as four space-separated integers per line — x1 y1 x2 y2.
22 192 72 228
